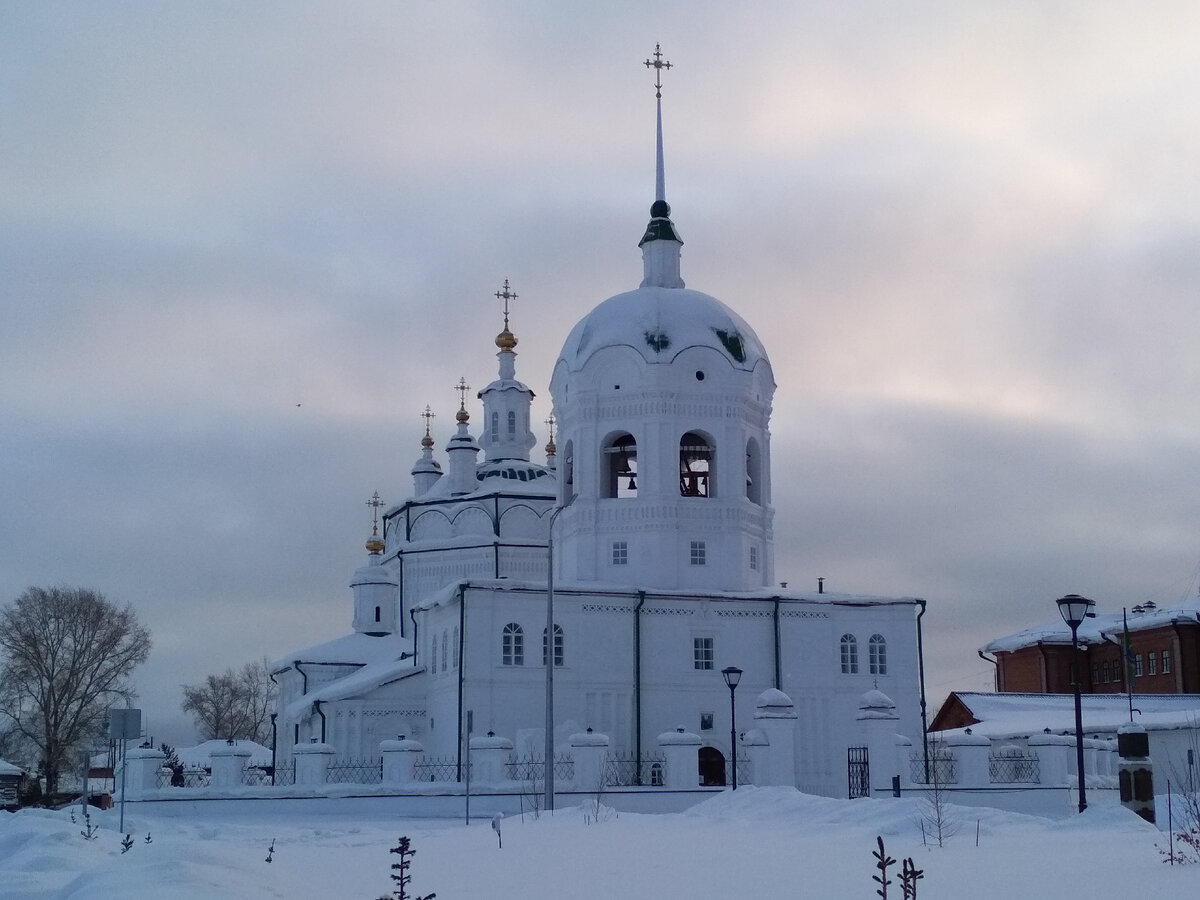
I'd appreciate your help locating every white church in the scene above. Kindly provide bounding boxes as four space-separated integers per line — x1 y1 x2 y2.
271 50 928 799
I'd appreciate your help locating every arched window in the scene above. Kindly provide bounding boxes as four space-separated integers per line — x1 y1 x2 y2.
745 438 762 505
542 624 564 667
868 634 887 676
563 440 574 493
603 433 638 498
507 410 516 435
680 432 712 497
840 634 859 674
502 623 524 666
490 412 499 441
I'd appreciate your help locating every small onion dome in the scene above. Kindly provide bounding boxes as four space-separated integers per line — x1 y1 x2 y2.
545 437 556 455
420 432 435 449
365 534 385 555
456 405 470 423
495 327 517 351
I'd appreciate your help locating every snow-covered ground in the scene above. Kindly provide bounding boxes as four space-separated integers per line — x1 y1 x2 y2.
0 788 1192 898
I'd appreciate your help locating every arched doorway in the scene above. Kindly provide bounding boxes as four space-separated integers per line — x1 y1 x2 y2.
698 746 726 786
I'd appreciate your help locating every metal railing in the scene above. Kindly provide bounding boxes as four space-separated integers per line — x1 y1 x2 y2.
506 752 574 782
989 751 1040 784
604 752 667 787
909 752 958 785
327 759 383 785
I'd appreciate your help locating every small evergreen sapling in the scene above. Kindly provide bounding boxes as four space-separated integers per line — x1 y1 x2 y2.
872 835 895 898
871 836 922 899
121 834 134 854
265 838 275 863
79 810 99 841
379 835 435 900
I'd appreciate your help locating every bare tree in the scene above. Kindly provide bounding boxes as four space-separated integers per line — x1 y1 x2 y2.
0 586 151 795
181 658 277 745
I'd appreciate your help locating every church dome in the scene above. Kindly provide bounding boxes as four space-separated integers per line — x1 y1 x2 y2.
556 285 770 374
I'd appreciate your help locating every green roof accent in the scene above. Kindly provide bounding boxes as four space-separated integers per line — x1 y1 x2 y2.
713 328 746 363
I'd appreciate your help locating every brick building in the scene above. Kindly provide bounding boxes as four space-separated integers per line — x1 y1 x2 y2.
980 598 1200 695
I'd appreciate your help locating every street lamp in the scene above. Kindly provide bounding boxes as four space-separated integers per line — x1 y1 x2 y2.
544 493 576 812
721 666 743 790
1056 593 1095 813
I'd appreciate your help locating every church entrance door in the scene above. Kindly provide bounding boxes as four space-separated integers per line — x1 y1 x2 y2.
698 746 726 786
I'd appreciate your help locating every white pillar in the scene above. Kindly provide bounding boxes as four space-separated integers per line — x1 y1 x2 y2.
210 745 252 789
944 730 990 788
753 689 798 787
381 737 424 785
119 747 166 799
469 733 513 785
293 742 336 786
855 689 900 796
658 728 702 789
1028 733 1073 788
569 729 610 791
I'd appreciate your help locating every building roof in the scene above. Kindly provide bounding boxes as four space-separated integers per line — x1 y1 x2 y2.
0 758 24 777
983 596 1200 653
271 630 413 673
930 690 1200 740
556 285 771 374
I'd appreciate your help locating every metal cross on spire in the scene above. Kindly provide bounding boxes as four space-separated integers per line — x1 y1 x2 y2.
495 278 518 331
454 377 470 410
366 491 385 536
421 404 435 438
644 42 672 99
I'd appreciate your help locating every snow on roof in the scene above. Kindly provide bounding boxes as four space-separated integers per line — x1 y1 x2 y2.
177 740 272 769
938 691 1200 740
282 654 422 721
271 630 413 673
415 460 557 501
0 758 24 776
984 596 1200 653
557 285 771 373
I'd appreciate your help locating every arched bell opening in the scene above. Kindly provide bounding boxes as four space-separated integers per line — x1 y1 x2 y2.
603 432 638 498
680 431 713 497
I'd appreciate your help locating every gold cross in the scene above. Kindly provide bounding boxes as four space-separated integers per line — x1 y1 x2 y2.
644 43 672 99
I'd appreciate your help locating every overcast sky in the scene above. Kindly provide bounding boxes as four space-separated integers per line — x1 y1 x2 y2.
5 2 1200 746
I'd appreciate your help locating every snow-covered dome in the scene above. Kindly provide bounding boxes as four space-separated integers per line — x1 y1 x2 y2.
556 285 770 374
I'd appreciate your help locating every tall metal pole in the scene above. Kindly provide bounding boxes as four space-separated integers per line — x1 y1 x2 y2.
728 684 738 790
1071 622 1087 813
545 497 573 812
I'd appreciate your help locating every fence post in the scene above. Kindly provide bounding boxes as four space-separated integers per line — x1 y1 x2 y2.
658 728 702 789
469 733 513 785
381 737 424 785
210 744 253 788
119 747 166 799
856 689 899 796
569 729 609 790
293 742 336 786
752 688 798 787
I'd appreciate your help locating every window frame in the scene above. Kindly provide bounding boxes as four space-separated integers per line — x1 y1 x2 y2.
612 541 629 566
840 634 859 675
693 636 715 671
868 634 887 676
502 622 524 666
542 623 565 668
690 540 707 566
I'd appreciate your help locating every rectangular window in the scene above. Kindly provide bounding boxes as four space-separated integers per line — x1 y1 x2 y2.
1101 661 1110 683
1163 649 1172 674
749 545 758 571
690 541 707 566
1148 651 1157 676
693 637 714 670
612 541 628 565
1133 655 1143 678
1091 664 1100 684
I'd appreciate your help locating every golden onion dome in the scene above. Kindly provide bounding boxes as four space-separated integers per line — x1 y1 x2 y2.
495 328 517 351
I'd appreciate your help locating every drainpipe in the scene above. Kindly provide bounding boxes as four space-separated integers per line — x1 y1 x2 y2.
313 700 326 743
977 649 999 692
456 583 467 783
409 609 419 668
293 660 308 695
772 597 782 690
1171 623 1186 693
916 599 930 783
634 590 646 783
269 713 277 785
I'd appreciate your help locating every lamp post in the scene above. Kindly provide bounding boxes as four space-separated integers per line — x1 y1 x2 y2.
721 666 743 790
544 493 576 812
1056 593 1095 813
